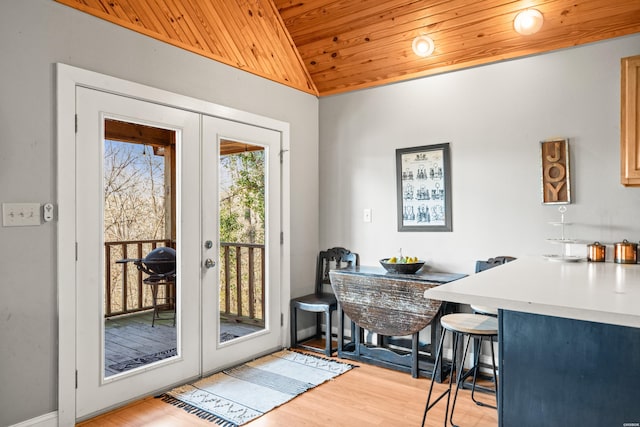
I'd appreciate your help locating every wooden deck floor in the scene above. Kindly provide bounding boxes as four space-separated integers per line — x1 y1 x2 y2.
105 311 262 376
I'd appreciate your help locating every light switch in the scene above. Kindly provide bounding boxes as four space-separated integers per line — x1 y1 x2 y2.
363 208 372 223
43 203 54 222
2 203 41 226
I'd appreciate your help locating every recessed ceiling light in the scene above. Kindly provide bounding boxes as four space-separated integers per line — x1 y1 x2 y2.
412 35 435 57
514 9 544 35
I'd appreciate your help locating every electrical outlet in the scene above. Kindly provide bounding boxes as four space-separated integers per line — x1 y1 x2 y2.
363 208 372 223
2 203 41 226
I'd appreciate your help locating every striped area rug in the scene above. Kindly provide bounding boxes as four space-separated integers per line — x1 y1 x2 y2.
161 349 354 426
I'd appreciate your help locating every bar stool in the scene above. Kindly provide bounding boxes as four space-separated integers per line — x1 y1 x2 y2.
462 257 514 402
422 313 498 427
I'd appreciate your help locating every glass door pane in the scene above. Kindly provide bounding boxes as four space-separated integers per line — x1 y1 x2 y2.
218 140 266 343
103 120 178 377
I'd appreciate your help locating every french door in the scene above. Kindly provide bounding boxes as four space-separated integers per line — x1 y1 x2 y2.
74 87 282 419
201 116 282 373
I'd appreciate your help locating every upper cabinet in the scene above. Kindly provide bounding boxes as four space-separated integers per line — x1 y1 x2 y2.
621 55 640 186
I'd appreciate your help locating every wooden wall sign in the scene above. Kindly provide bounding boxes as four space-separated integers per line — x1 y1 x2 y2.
541 138 571 204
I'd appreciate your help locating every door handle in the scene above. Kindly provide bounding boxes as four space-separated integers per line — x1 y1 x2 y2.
204 258 216 269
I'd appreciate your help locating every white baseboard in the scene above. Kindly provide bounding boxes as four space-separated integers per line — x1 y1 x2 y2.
294 325 320 343
9 411 58 427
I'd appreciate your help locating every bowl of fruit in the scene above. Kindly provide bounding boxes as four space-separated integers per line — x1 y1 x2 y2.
379 254 425 274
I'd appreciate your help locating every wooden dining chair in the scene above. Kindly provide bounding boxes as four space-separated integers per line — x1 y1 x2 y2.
470 256 516 315
290 247 359 357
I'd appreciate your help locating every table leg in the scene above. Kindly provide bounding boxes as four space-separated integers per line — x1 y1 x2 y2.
432 314 444 383
355 323 362 357
412 332 419 378
337 303 344 354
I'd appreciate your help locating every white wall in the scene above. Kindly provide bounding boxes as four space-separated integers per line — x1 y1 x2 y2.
319 34 640 275
0 1 318 425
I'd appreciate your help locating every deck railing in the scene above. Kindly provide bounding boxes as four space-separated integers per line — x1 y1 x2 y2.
104 239 265 326
220 242 265 326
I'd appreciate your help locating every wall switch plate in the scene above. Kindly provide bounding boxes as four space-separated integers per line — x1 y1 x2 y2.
2 203 41 226
363 208 372 223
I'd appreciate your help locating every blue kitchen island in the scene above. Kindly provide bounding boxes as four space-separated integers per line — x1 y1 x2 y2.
424 257 640 427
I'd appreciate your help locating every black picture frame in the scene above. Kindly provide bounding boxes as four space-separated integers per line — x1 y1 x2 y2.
396 143 452 232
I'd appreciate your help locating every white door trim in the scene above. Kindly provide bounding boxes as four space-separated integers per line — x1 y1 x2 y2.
56 63 291 426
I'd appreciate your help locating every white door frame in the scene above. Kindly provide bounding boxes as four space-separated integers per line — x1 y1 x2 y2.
56 63 291 426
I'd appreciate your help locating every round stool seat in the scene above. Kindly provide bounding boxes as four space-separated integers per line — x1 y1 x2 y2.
440 313 498 335
470 304 499 316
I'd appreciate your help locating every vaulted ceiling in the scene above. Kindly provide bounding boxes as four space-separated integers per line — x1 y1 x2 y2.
56 0 640 97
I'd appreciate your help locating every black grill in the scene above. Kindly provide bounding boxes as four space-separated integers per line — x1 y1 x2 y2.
118 246 176 281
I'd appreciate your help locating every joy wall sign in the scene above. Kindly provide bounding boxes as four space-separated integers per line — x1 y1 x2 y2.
541 139 571 204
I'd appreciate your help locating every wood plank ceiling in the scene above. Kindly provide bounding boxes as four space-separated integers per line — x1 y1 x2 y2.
56 0 640 97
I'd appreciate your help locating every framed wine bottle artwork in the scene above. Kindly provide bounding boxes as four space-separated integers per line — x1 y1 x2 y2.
396 143 452 232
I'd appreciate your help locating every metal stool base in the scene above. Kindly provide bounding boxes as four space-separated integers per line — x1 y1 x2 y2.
422 326 498 426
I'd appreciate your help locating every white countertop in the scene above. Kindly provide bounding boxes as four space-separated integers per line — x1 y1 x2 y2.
423 256 640 328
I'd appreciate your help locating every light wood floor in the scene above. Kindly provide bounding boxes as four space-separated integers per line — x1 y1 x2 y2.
78 350 498 427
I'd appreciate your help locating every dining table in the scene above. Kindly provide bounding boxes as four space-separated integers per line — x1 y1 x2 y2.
329 265 466 380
